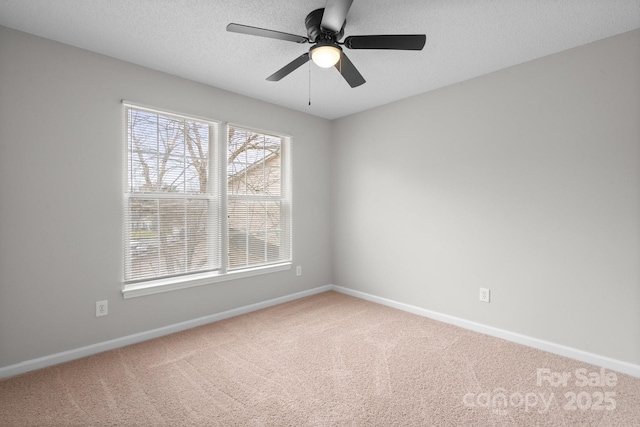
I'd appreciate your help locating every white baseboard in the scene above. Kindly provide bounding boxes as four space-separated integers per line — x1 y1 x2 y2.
0 285 332 379
2 283 638 379
330 285 640 378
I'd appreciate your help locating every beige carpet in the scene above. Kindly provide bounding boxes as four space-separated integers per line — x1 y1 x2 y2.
1 291 639 426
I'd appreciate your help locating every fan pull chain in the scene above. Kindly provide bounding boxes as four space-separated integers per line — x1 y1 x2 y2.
308 61 311 106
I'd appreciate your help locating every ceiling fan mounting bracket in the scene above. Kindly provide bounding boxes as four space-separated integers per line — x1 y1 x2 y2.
305 8 344 43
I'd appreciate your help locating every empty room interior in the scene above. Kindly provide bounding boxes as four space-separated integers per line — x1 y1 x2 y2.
1 1 640 425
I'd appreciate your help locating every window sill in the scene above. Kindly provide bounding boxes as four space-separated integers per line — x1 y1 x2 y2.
122 263 292 299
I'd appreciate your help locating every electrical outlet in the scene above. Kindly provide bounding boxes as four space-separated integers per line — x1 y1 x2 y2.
479 288 490 303
96 300 108 317
296 265 302 276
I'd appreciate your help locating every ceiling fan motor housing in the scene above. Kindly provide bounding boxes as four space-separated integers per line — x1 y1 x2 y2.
305 8 344 43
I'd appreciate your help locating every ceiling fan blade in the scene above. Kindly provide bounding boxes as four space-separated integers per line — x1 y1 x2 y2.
334 52 365 88
344 34 426 50
227 23 309 43
266 53 310 81
321 0 354 33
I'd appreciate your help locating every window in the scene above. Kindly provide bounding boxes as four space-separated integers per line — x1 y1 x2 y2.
123 105 220 283
227 126 292 270
123 103 292 297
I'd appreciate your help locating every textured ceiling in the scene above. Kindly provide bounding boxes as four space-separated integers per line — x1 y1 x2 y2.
1 0 639 119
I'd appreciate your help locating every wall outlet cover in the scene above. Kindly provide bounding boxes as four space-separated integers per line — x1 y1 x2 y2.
96 300 108 317
479 288 490 303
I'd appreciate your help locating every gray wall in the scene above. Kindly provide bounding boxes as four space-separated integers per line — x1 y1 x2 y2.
0 26 333 368
332 29 640 365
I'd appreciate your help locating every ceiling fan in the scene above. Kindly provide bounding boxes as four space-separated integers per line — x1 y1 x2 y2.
226 0 426 88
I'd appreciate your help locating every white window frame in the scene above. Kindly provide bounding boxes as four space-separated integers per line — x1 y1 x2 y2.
121 102 292 298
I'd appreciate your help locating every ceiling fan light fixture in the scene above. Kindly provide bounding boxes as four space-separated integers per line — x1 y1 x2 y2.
310 44 341 68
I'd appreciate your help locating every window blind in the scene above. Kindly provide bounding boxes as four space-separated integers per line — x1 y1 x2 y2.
124 104 220 283
227 126 292 270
